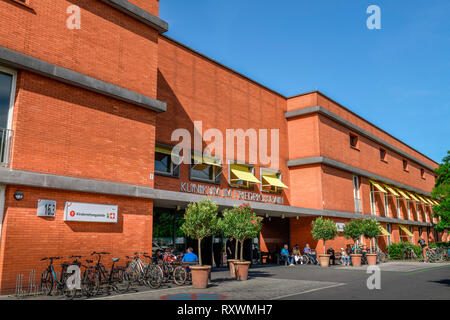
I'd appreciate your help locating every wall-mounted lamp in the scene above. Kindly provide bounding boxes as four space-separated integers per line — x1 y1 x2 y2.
265 213 269 218
296 216 299 220
14 191 24 201
281 214 285 219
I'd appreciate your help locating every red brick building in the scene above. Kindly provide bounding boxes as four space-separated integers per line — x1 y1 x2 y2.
0 0 446 293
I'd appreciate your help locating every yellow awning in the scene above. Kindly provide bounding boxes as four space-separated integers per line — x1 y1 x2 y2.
262 175 288 189
416 195 427 204
395 188 411 200
407 192 420 202
230 165 261 184
369 180 387 193
399 225 414 237
379 225 391 236
432 199 440 205
192 153 221 167
383 184 400 197
423 197 434 205
155 146 173 155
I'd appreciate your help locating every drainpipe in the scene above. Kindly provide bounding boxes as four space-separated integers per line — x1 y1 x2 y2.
0 185 5 242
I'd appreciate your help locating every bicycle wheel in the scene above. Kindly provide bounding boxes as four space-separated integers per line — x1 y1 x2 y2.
40 270 53 296
114 269 131 293
145 264 163 289
62 273 77 300
82 269 99 297
173 266 187 286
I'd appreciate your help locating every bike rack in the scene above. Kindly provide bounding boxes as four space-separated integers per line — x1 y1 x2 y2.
14 274 25 298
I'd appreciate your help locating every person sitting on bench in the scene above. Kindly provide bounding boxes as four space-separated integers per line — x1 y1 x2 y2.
281 244 294 266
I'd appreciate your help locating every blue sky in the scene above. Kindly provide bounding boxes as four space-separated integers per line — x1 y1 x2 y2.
160 0 450 164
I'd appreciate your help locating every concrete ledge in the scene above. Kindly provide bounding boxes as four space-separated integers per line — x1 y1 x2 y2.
285 106 436 172
100 0 168 34
0 46 167 113
287 156 432 197
0 169 432 227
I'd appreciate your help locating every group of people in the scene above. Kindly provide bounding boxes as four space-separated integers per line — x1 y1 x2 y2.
280 244 319 266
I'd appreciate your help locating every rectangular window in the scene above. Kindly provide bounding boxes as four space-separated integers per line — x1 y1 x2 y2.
190 153 221 184
229 163 260 189
380 148 386 161
261 168 287 194
370 184 376 215
424 206 429 223
384 193 389 218
396 198 401 219
420 168 425 179
410 226 414 244
0 66 16 166
353 175 362 213
154 145 179 178
403 159 409 171
349 133 358 148
407 201 411 220
386 223 392 245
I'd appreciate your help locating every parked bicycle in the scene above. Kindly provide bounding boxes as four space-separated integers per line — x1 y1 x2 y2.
40 256 75 299
88 252 130 296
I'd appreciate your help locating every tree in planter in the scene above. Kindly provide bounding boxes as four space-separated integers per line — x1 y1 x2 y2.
343 219 364 253
180 199 220 266
361 218 381 253
311 217 338 255
221 203 263 261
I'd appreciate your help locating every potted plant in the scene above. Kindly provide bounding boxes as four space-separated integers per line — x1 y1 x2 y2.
343 219 364 267
180 199 220 288
311 217 338 267
221 203 263 280
220 211 240 278
361 218 381 266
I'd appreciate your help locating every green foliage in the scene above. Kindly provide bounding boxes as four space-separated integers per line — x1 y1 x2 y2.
386 242 422 260
361 218 381 240
432 151 450 232
220 203 263 261
311 217 338 254
153 211 184 238
343 219 364 242
180 199 220 265
429 242 450 249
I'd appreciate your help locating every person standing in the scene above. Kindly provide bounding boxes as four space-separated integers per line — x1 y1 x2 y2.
213 241 222 268
418 237 428 262
327 246 336 265
226 237 236 265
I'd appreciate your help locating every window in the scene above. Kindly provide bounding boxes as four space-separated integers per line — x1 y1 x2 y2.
154 144 179 178
353 175 362 213
396 198 401 219
384 193 389 217
0 66 16 166
349 134 358 148
369 184 376 215
407 201 411 220
420 168 425 179
261 168 287 194
229 163 260 189
403 159 409 171
190 153 221 184
410 226 414 244
380 148 387 161
386 223 392 245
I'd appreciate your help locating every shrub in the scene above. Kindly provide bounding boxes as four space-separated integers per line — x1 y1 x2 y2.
386 242 422 260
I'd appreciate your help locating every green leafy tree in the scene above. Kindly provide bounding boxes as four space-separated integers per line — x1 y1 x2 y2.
180 199 220 266
432 151 450 232
311 217 338 254
221 204 263 261
361 218 381 253
343 219 364 253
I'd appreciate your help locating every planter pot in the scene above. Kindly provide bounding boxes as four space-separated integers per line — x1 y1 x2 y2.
228 259 239 278
351 254 362 267
190 265 211 289
366 253 378 266
234 261 251 281
318 254 331 268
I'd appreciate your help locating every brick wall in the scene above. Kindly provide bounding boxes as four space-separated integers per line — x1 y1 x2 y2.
10 71 156 187
0 185 153 294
